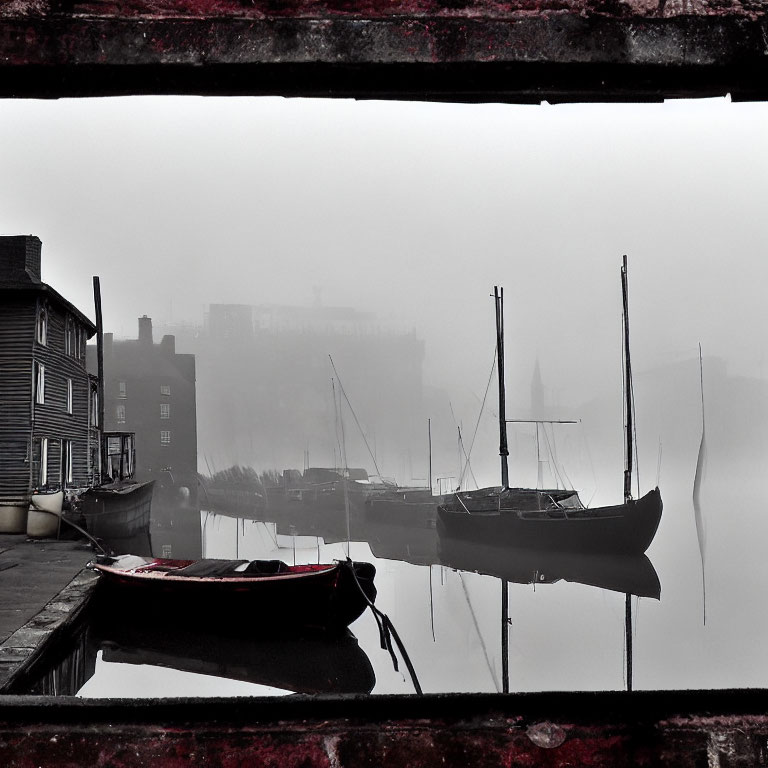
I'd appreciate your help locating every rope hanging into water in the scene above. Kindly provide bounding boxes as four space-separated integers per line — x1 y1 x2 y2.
343 559 423 695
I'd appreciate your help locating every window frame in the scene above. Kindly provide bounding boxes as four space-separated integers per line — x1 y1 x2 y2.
34 361 45 405
32 437 49 487
36 307 47 346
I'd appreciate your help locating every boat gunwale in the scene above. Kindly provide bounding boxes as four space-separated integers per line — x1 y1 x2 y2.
92 560 340 584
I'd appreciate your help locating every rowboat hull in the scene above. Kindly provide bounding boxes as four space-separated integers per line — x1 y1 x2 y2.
437 487 662 556
91 557 377 634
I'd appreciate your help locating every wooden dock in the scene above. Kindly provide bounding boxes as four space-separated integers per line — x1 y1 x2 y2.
0 535 97 692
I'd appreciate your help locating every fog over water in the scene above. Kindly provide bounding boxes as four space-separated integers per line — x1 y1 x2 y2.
3 95 768 694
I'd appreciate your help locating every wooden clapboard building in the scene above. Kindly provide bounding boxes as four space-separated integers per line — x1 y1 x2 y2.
0 235 99 532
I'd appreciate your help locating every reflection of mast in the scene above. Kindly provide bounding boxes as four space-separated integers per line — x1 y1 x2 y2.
693 343 707 625
622 256 635 692
625 594 633 692
501 579 509 693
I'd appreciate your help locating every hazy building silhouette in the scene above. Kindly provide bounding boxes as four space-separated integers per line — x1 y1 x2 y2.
0 235 98 530
88 317 198 517
158 303 425 482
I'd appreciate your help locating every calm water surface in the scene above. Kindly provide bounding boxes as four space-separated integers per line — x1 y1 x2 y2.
62 454 768 698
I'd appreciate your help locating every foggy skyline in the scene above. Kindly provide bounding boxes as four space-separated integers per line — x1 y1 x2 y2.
2 94 768 489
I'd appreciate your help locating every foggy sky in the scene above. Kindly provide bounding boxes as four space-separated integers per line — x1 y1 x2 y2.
2 95 768 488
5 95 767 696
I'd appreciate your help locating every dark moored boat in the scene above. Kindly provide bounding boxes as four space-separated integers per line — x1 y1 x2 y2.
438 264 663 557
80 479 154 542
79 432 154 547
90 556 376 633
437 486 662 557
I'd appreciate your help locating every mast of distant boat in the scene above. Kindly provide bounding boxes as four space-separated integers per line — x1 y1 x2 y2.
621 255 634 504
494 286 510 489
621 255 634 692
494 285 511 694
428 418 433 495
93 275 106 484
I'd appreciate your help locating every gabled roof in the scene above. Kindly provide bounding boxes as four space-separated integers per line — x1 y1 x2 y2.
0 281 97 338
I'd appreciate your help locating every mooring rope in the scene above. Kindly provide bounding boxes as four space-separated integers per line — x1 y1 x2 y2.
343 559 423 695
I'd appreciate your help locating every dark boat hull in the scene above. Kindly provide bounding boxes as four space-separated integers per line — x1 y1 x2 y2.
92 558 377 634
437 487 662 556
80 480 154 542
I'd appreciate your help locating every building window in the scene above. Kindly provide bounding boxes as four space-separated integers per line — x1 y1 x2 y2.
62 440 73 485
34 362 45 404
160 430 171 445
160 384 171 396
65 316 76 356
160 403 170 420
66 378 73 415
118 381 127 398
116 404 126 424
32 437 48 486
36 308 47 346
90 388 99 427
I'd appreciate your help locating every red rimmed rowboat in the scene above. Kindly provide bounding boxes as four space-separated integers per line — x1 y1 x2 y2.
90 556 376 634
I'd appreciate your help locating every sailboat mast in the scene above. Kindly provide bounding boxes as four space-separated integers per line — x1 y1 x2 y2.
93 276 106 483
495 286 510 489
428 418 433 494
621 255 633 504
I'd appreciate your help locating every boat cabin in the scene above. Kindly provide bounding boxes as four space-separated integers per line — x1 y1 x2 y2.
103 432 137 483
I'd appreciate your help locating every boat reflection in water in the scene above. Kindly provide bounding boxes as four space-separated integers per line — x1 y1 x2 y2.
437 536 660 599
207 498 661 600
15 595 376 697
90 593 377 695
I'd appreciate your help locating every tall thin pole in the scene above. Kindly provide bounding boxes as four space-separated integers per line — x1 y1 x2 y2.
621 257 633 504
495 287 510 489
428 418 433 495
93 276 106 482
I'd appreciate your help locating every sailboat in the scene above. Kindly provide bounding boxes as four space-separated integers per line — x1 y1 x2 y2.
436 258 662 557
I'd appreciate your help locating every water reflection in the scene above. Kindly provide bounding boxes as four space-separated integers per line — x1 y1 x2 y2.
438 538 660 599
15 597 375 696
209 502 660 600
28 484 673 697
